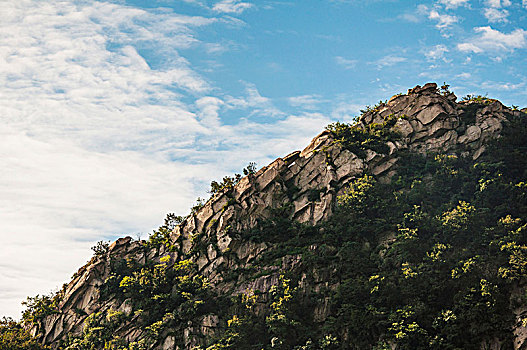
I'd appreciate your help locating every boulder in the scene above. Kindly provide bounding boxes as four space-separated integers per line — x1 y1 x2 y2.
415 104 447 125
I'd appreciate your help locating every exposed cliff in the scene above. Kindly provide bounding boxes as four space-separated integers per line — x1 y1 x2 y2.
24 83 527 350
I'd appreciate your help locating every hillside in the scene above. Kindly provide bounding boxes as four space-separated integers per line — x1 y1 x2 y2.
8 83 527 350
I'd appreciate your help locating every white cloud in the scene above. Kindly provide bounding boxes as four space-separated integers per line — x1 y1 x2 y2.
483 0 511 22
438 0 469 9
224 83 283 117
457 26 527 53
225 85 268 108
374 55 407 68
0 126 209 318
399 4 429 23
196 97 224 128
288 95 325 110
181 0 207 4
0 1 215 154
399 13 421 23
484 8 509 23
425 44 449 61
335 56 358 69
418 71 445 79
213 0 253 14
524 0 527 8
486 0 511 7
481 81 525 91
456 72 471 78
429 10 459 29
417 4 430 14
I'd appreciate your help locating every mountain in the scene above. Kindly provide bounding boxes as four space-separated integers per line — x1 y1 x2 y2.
13 83 527 349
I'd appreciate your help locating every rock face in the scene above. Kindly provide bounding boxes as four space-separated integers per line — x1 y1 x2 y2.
32 83 526 349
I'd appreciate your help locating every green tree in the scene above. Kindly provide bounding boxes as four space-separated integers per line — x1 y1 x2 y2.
0 317 49 350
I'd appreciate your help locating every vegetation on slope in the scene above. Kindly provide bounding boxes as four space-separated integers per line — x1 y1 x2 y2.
324 113 400 158
0 317 49 350
201 112 527 349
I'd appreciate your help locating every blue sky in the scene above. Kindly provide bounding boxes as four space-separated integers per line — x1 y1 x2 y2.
0 0 526 318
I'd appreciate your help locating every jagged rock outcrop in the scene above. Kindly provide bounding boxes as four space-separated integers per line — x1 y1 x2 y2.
32 83 527 349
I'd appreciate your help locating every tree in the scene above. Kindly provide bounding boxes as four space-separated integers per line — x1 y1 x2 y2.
0 317 49 350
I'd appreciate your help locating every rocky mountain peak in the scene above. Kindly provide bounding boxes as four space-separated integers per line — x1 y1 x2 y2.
27 83 526 349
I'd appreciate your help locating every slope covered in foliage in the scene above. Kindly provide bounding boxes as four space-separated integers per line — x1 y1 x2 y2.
13 83 527 350
198 110 527 349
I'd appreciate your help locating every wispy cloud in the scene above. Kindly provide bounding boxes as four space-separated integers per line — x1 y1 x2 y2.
483 0 511 23
439 0 469 9
483 8 509 23
485 0 511 7
196 96 225 128
438 0 469 9
399 12 421 23
373 55 407 68
288 94 325 110
457 26 527 54
425 44 449 61
213 0 253 14
481 81 525 90
224 83 284 117
335 56 358 69
429 10 459 29
456 72 472 79
398 4 429 23
0 2 215 152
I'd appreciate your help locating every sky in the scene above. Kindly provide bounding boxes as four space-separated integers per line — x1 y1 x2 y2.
1 0 526 319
